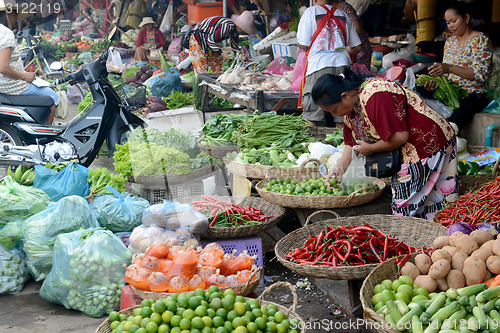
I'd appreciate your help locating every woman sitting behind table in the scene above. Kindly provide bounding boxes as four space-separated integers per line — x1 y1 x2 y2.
312 69 457 220
419 2 492 132
134 17 167 62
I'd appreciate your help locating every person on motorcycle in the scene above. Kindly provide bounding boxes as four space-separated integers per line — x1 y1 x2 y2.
0 0 58 125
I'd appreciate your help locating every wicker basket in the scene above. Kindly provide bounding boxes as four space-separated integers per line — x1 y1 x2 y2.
95 281 306 333
458 145 500 194
197 141 238 160
129 164 218 186
274 211 446 280
132 267 263 300
177 196 286 238
256 177 386 209
224 158 324 180
360 254 419 333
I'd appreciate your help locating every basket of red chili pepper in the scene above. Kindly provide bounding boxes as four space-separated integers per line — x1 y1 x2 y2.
178 195 286 238
274 211 444 280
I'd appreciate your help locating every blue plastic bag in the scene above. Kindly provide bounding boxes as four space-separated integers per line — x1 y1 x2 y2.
150 68 183 98
91 187 150 232
34 162 90 201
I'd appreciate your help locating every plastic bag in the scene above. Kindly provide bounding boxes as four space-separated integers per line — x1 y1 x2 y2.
67 83 88 104
341 149 373 188
0 245 29 295
22 195 99 281
150 68 183 98
160 1 173 35
290 49 306 91
263 56 294 75
423 97 453 119
33 162 90 202
40 229 131 317
0 176 50 228
168 34 182 55
106 48 123 73
403 67 416 90
0 218 23 250
91 188 150 232
128 225 199 253
78 51 93 64
55 90 68 118
142 200 208 234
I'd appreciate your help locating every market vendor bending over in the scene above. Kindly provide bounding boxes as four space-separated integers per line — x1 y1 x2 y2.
134 17 167 62
312 70 458 220
189 11 257 75
418 2 492 132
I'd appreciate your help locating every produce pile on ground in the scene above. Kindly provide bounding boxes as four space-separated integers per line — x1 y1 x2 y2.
264 177 378 197
125 64 158 87
285 223 432 267
0 245 29 295
87 167 127 198
113 128 217 177
125 242 257 292
201 113 257 146
434 176 500 227
105 286 300 333
191 196 272 227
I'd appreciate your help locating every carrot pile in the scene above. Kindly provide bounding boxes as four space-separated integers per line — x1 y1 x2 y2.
434 176 500 227
74 41 91 48
284 223 435 267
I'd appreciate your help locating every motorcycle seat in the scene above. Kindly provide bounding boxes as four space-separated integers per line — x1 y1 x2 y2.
0 93 54 107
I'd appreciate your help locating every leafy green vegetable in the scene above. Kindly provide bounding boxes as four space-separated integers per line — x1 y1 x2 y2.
415 74 468 110
201 113 257 146
0 219 23 250
129 127 199 157
212 96 235 108
181 71 195 82
324 129 344 147
161 90 195 109
87 168 127 197
123 66 140 79
77 91 92 113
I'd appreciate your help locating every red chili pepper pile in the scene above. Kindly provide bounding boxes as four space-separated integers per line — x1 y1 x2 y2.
284 223 435 267
191 195 272 227
434 176 500 227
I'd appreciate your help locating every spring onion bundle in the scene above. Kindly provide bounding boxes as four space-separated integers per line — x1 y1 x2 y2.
415 74 468 110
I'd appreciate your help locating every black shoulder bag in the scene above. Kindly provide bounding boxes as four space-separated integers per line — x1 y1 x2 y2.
364 83 408 178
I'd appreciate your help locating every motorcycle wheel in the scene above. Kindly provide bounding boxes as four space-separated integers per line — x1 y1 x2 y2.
0 124 23 146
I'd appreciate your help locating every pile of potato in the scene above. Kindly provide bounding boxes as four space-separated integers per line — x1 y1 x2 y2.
400 230 499 293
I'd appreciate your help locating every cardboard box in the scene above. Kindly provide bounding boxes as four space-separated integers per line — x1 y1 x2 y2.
272 38 298 59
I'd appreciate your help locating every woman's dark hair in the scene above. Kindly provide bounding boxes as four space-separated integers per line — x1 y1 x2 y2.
445 1 472 19
311 68 365 106
0 11 9 27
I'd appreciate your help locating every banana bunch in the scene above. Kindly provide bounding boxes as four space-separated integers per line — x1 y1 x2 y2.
7 165 35 186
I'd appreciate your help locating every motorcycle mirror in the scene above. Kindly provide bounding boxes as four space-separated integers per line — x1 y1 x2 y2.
108 27 118 42
49 62 63 71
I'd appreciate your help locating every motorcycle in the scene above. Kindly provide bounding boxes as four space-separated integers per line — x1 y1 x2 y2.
0 47 145 167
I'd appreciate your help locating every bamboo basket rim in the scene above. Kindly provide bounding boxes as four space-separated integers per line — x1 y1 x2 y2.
274 212 446 280
223 157 323 180
177 196 286 238
95 281 306 333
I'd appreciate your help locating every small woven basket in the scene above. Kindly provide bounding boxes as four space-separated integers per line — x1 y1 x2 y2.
274 211 445 280
177 196 286 238
223 158 323 180
131 267 263 300
256 177 386 209
458 145 500 194
197 141 238 160
95 281 306 333
359 254 418 333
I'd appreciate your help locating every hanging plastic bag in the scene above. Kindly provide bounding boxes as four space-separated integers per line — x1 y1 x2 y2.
55 90 69 119
0 176 50 228
340 150 373 190
22 195 99 281
142 200 208 234
0 245 29 295
40 229 131 317
403 67 416 90
106 48 123 73
290 49 306 91
150 68 183 98
91 187 150 232
160 0 173 35
33 162 90 202
168 34 182 55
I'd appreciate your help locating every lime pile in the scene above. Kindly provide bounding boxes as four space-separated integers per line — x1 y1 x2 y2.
107 286 299 333
264 177 377 196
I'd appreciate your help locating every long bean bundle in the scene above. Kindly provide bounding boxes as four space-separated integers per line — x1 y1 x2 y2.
231 113 314 149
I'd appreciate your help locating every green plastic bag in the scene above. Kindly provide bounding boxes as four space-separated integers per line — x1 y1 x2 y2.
0 176 50 228
0 218 23 250
40 229 131 317
22 195 99 281
0 245 29 295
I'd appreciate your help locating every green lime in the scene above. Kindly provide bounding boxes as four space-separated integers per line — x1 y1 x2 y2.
223 289 236 298
208 286 220 293
170 315 182 327
242 316 251 325
110 321 120 330
260 306 268 316
114 327 124 333
381 280 393 290
267 308 277 317
202 316 213 327
280 319 290 330
162 310 174 323
213 316 224 327
133 316 143 326
180 318 191 330
209 292 223 302
166 301 178 313
135 328 146 333
395 292 410 304
202 327 213 333
252 309 262 318
177 295 189 308
235 327 248 333
190 296 203 310
171 327 181 333
182 309 195 320
415 287 429 298
232 317 245 329
196 305 208 317
247 322 258 333
129 324 140 333
399 275 414 287
268 316 274 322
191 316 205 330
150 312 162 325
158 324 169 333
234 302 246 316
215 327 228 333
140 307 153 318
224 321 233 332
227 310 239 322
380 289 395 303
216 308 228 320
194 288 206 298
153 300 167 313
235 296 245 303
140 318 150 328
146 321 158 333
119 314 128 322
176 307 186 316
109 311 120 322
392 279 404 292
397 284 414 298
255 318 266 330
273 312 285 323
127 316 135 322
265 322 277 333
244 311 255 322
141 300 153 308
207 308 216 318
181 330 190 333
222 296 235 310
210 298 223 311
133 308 142 317
276 324 286 333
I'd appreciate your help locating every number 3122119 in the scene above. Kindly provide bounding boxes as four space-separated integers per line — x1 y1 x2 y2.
6 2 61 14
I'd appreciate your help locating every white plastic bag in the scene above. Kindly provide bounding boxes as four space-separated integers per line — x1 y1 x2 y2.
403 67 416 90
55 90 69 119
342 150 372 187
160 1 173 35
423 97 453 119
106 48 123 73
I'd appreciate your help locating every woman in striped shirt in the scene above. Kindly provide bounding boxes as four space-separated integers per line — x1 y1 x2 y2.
189 11 257 74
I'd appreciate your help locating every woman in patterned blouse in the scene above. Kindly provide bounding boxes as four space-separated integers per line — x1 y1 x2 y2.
422 2 493 131
312 70 457 220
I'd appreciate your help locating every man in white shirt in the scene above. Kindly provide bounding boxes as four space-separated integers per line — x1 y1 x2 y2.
297 0 362 125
